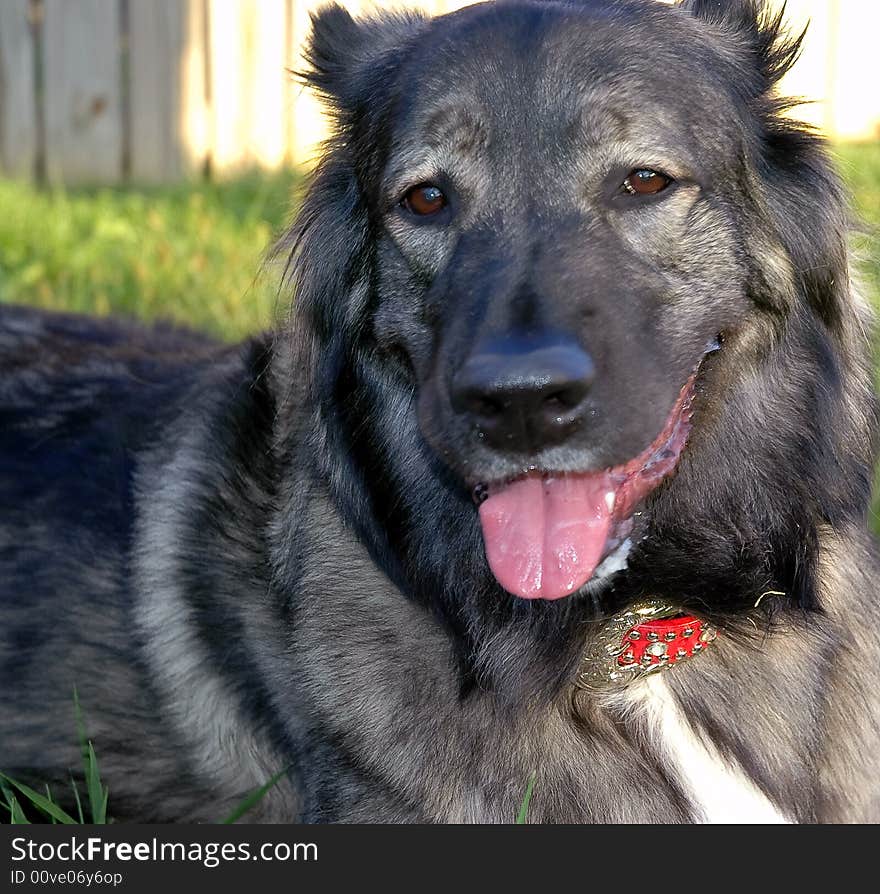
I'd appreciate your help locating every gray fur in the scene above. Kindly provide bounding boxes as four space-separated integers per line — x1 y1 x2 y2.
2 0 879 823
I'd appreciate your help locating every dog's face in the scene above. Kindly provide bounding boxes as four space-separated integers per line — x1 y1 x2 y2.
292 1 871 618
377 4 741 471
370 2 755 599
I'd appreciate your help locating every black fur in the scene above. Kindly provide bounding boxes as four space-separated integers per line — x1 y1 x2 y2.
2 0 879 823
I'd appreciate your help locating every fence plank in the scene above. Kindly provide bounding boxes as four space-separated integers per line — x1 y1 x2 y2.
829 0 880 140
287 0 323 168
42 0 123 183
284 0 296 166
129 0 208 182
0 1 37 178
207 0 288 177
244 0 287 169
778 0 833 133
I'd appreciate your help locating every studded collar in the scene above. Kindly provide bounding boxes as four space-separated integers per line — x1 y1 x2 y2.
575 599 717 692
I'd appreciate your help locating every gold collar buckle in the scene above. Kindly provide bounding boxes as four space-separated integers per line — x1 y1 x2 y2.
575 599 717 692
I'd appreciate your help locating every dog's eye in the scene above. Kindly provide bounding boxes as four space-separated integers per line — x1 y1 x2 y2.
401 184 447 217
623 169 673 196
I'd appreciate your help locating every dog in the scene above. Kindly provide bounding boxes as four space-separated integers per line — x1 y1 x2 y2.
2 0 879 823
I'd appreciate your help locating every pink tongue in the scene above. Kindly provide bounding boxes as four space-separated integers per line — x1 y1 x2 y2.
478 473 616 600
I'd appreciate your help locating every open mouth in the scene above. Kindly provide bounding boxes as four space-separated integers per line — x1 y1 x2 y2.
474 371 699 601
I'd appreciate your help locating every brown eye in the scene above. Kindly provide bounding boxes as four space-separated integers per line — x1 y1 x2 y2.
623 169 673 196
402 184 447 217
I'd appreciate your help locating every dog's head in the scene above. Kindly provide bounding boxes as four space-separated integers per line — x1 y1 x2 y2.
282 1 875 626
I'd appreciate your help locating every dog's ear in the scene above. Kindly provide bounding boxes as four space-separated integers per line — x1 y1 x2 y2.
678 0 804 93
302 3 429 117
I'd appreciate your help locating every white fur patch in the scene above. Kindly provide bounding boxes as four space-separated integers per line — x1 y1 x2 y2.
628 675 793 824
582 538 633 599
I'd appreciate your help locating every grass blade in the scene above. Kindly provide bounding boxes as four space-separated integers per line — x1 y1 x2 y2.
515 775 536 825
1 782 29 823
85 743 108 824
1 781 13 814
11 799 31 824
0 772 77 824
45 785 58 824
221 768 288 824
70 776 85 824
74 688 109 824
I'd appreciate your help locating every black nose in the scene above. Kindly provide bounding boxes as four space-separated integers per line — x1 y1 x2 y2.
451 335 595 452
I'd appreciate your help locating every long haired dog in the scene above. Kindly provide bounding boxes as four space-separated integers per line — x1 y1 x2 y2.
1 0 879 823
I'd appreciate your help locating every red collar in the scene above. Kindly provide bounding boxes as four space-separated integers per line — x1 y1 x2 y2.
575 600 718 691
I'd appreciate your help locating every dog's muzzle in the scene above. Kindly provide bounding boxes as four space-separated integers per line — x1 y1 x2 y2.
575 599 718 692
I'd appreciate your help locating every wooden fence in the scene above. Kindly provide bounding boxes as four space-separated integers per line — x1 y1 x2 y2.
0 0 877 185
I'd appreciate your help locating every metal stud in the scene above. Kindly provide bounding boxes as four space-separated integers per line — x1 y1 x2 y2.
676 648 688 659
664 631 677 641
646 631 660 642
640 653 654 665
693 642 703 652
621 651 635 664
646 642 668 658
628 630 641 641
683 627 694 638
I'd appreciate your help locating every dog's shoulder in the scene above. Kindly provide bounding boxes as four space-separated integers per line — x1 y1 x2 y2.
0 303 262 428
0 304 270 571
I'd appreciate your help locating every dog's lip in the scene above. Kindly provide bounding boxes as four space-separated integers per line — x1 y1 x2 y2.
474 376 695 600
470 339 720 601
469 335 721 504
471 370 698 513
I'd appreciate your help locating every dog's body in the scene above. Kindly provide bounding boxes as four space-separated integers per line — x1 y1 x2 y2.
2 0 880 823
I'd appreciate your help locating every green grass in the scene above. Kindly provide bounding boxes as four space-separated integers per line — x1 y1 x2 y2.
0 170 302 341
832 143 880 530
516 775 536 824
1 688 111 824
1 690 284 824
833 142 880 308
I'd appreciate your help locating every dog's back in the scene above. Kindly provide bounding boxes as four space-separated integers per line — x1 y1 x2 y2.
0 305 281 821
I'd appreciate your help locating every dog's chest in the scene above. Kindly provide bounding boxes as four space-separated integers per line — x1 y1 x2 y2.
622 676 793 824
